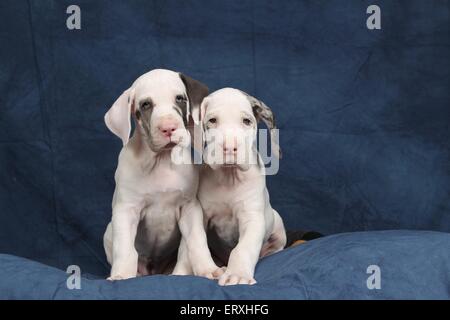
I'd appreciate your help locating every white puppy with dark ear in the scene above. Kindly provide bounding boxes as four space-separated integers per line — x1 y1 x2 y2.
193 88 287 286
103 69 222 280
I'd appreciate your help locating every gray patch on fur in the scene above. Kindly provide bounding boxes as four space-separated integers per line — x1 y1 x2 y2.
174 94 188 123
238 90 282 159
136 98 156 150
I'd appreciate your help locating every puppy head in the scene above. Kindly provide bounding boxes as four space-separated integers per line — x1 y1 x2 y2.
197 88 281 170
104 69 208 152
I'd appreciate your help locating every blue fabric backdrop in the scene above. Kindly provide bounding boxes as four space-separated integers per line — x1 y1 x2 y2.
0 0 449 280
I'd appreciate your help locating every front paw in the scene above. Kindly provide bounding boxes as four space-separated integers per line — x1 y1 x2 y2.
172 265 193 276
195 266 226 280
107 275 126 281
107 271 137 281
218 270 256 286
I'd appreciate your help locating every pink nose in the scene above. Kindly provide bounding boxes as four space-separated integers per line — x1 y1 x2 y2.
158 120 178 137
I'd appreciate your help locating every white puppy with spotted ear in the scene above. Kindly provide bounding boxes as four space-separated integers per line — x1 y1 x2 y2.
193 88 287 286
103 69 222 280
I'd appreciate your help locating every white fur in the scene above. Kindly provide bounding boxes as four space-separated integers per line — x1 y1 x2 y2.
197 88 287 286
103 69 221 280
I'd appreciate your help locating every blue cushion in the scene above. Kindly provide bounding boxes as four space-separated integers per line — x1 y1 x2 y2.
0 1 449 300
1 230 448 299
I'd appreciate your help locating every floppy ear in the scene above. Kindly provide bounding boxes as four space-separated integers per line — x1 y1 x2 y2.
198 96 210 126
104 87 135 146
190 97 210 155
179 73 209 125
247 95 282 159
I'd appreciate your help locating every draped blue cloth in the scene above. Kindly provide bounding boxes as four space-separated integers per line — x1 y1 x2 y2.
0 0 449 299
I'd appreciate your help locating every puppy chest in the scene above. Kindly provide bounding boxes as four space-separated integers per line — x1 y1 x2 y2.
206 205 239 246
144 167 195 196
199 180 252 204
136 206 181 257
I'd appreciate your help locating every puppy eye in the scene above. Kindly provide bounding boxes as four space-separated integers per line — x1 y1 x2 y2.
141 101 151 110
242 118 252 126
175 95 185 103
208 118 217 124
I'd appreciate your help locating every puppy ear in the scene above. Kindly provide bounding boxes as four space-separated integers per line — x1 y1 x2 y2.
104 87 135 146
179 73 209 125
247 95 282 159
190 97 210 155
198 96 209 125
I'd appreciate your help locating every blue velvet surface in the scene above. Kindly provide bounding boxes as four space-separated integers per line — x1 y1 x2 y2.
1 231 449 299
0 1 449 299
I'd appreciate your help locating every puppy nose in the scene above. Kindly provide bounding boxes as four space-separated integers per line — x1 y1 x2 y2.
158 120 178 137
223 142 238 154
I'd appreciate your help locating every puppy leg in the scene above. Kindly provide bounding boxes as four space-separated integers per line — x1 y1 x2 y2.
103 222 113 265
218 210 265 286
260 209 287 257
178 199 224 280
172 238 193 276
108 207 140 280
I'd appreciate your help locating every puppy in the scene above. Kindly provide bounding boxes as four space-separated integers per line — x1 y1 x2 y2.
194 88 287 286
103 69 222 280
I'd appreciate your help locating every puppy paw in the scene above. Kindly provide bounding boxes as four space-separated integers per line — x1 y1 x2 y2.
218 271 256 286
196 266 226 280
107 273 137 281
107 275 125 281
171 266 193 276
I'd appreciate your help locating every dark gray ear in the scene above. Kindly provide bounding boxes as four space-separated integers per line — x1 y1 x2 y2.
247 96 276 130
179 73 209 124
244 93 282 159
